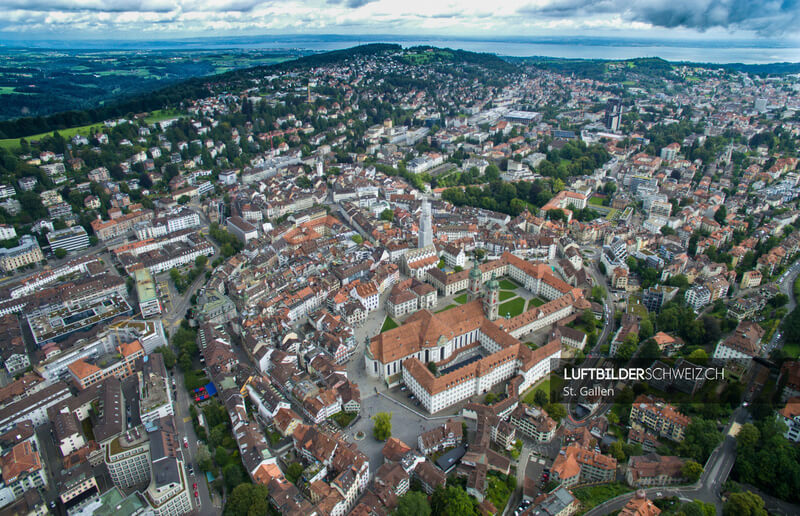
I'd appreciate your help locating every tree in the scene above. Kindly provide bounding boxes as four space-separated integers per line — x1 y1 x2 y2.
723 491 767 516
638 318 654 340
394 490 431 516
687 348 709 365
178 195 191 205
677 418 721 463
714 205 728 225
427 361 438 375
223 483 271 516
534 389 549 407
736 423 760 450
285 462 303 484
545 403 566 422
195 255 208 269
54 248 67 259
222 463 245 491
609 440 626 461
431 485 477 516
380 209 394 222
155 346 176 368
373 412 392 441
682 460 703 483
351 234 363 244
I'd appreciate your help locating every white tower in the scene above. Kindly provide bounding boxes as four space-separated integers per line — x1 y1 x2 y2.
418 198 433 249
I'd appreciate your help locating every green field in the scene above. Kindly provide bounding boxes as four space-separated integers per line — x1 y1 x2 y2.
588 196 605 206
0 122 106 150
499 279 519 290
499 297 526 318
0 87 32 95
453 294 468 304
527 297 545 309
499 291 517 301
144 108 183 124
380 316 399 333
783 341 800 359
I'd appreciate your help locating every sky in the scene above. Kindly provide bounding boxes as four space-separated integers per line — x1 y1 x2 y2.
1 0 799 43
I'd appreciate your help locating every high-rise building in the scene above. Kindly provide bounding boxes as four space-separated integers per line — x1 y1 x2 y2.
418 198 433 249
604 98 622 132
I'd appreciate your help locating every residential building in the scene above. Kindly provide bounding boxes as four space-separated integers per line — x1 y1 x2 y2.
46 226 91 253
629 395 691 442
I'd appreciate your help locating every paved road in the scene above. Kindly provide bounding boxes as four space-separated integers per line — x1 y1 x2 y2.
171 367 218 515
584 408 747 516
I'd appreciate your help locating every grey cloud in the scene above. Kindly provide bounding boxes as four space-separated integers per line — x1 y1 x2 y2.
1 0 177 13
327 0 379 8
518 0 800 34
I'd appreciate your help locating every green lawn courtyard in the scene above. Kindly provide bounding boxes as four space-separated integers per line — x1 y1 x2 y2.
498 297 526 318
522 374 564 406
499 290 516 301
499 279 519 290
527 297 545 309
380 316 399 333
453 294 468 304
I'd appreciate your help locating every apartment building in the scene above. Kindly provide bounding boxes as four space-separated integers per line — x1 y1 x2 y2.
0 236 44 273
629 395 691 442
551 444 617 488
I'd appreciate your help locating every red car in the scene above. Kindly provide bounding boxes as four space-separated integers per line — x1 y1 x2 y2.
183 437 189 448
193 483 197 490
194 491 199 498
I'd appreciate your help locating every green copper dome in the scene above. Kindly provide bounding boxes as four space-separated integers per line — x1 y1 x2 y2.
469 266 481 279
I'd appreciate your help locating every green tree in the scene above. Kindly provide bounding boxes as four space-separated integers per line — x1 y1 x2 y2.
609 440 626 461
394 490 431 516
534 389 549 407
677 418 721 463
178 195 191 205
222 463 245 491
638 318 654 340
373 412 392 441
431 485 477 516
723 491 767 516
545 403 566 422
736 423 760 450
714 205 728 225
223 483 271 516
351 234 363 244
155 346 176 368
687 348 709 365
285 462 303 484
427 361 438 375
380 209 394 222
195 255 208 269
682 460 703 483
54 248 67 259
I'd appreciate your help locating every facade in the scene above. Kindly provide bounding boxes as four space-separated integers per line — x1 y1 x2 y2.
509 404 557 442
46 226 91 253
777 397 800 442
0 236 44 272
418 198 433 248
134 268 162 318
105 429 151 489
629 395 690 442
684 285 711 311
625 454 686 487
226 215 258 243
551 444 617 488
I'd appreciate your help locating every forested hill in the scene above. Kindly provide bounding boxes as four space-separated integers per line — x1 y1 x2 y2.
0 43 402 140
513 55 800 80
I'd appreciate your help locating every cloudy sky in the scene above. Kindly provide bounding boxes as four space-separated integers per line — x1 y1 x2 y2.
1 0 799 42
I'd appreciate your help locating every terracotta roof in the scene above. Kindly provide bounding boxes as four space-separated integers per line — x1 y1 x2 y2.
1 441 42 484
779 397 800 420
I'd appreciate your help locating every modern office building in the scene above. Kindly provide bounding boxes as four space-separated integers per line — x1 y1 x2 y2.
47 226 91 253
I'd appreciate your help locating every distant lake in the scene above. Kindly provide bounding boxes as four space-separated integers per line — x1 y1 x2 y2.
5 34 800 64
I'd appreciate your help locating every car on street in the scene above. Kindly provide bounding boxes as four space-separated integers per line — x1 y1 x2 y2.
194 491 199 498
183 437 189 448
193 483 197 490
